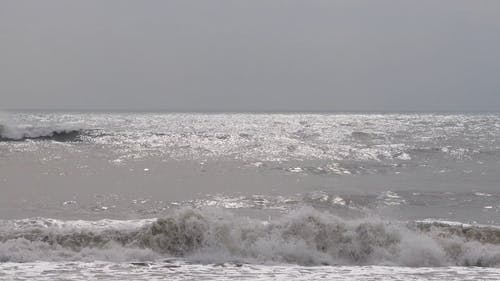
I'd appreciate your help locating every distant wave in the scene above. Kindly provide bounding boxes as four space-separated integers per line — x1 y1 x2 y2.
2 113 498 164
0 124 84 142
1 208 499 266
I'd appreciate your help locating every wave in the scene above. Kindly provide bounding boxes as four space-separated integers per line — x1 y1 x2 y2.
0 124 84 142
1 208 500 266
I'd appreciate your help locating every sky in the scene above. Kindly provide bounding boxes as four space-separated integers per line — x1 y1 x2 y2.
1 0 499 112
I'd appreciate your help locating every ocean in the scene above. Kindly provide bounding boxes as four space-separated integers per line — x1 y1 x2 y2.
0 112 499 280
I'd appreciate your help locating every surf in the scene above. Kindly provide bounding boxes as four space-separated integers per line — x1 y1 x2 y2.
1 207 499 267
0 124 84 142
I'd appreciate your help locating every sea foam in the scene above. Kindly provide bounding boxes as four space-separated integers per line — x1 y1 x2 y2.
1 207 499 267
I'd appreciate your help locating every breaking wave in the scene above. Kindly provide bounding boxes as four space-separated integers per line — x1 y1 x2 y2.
1 208 500 267
0 124 84 142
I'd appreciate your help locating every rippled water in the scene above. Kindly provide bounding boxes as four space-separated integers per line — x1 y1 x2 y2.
0 112 499 280
2 112 499 162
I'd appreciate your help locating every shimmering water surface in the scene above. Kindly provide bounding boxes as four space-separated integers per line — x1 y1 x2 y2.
1 112 499 280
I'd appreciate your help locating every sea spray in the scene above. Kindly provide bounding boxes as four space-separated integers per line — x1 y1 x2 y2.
1 207 500 267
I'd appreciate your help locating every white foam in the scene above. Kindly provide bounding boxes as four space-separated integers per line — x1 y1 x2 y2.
1 262 500 281
1 208 500 267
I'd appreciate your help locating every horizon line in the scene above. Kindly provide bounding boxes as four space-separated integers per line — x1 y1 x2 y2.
2 108 500 114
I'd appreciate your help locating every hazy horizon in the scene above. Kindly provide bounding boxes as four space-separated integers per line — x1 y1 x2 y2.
3 108 500 114
2 0 500 112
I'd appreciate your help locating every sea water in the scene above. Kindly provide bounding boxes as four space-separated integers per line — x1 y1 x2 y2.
1 112 499 280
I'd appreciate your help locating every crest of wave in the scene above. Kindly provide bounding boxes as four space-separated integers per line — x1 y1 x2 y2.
2 207 500 266
0 112 82 141
140 207 500 267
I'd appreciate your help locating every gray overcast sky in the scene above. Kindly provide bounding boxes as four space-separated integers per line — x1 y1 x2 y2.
1 0 499 112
